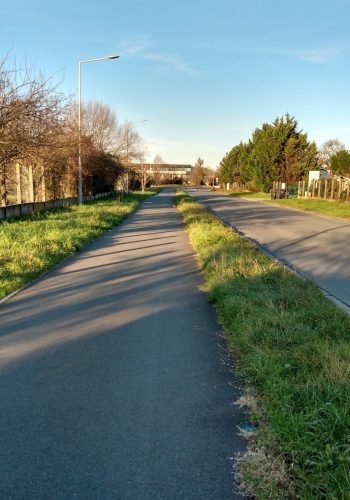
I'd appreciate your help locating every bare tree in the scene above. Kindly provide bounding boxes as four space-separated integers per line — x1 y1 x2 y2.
79 100 118 153
113 121 145 192
64 103 124 197
0 55 146 205
151 154 164 186
203 166 216 186
319 139 345 170
153 154 164 164
133 161 152 192
0 57 68 204
113 121 144 163
190 157 206 185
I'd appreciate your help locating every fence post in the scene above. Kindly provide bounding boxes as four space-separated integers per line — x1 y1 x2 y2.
317 180 321 198
15 162 22 204
28 165 34 202
312 180 315 198
0 172 6 207
41 166 46 202
338 180 342 200
331 179 334 200
346 182 350 203
324 179 328 200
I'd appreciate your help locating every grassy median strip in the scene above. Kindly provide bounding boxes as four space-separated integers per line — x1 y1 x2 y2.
175 192 350 499
0 192 154 300
226 191 271 199
213 189 270 199
269 198 350 221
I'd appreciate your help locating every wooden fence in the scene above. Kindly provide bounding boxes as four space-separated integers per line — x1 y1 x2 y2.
297 179 350 202
0 192 113 221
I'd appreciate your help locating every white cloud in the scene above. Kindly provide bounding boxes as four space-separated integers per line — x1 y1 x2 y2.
262 45 349 64
121 37 199 76
292 46 347 64
246 43 349 64
121 36 153 56
143 52 199 76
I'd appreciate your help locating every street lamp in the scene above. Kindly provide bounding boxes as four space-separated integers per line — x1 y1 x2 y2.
78 54 119 204
125 119 147 194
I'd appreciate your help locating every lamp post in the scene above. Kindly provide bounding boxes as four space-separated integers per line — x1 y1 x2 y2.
125 119 147 194
78 54 119 205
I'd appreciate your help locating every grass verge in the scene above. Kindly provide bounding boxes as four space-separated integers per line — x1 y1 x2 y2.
269 198 350 221
175 191 350 499
216 190 271 199
0 191 155 300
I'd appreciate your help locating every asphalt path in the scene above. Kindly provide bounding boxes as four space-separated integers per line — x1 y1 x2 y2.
0 189 245 499
187 189 350 310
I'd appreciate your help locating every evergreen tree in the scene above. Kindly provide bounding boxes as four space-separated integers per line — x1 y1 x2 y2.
330 150 350 176
195 157 204 168
218 142 253 184
238 141 254 183
219 114 318 192
218 146 241 183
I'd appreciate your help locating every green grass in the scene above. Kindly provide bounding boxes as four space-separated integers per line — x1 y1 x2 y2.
0 192 154 300
175 192 350 499
221 190 271 199
269 198 350 221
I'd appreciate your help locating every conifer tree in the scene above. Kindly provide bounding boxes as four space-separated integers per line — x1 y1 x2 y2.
219 114 318 192
330 150 350 176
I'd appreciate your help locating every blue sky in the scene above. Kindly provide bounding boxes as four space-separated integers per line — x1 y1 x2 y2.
2 0 350 167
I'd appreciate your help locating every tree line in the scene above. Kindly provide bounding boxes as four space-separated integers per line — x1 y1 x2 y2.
218 114 350 192
218 114 319 192
0 56 147 206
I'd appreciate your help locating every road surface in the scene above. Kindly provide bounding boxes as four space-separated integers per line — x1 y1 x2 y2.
0 190 245 499
187 189 350 310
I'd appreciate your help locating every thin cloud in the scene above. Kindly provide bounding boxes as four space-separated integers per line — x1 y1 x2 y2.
257 45 349 64
143 52 199 76
292 46 348 64
121 37 152 56
121 37 199 76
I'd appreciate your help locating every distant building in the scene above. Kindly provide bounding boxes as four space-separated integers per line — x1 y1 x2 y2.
131 163 193 182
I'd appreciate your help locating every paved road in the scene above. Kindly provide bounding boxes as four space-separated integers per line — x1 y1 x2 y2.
0 190 245 499
187 189 350 310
